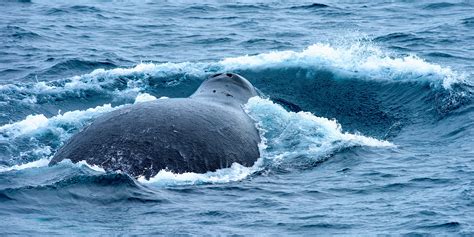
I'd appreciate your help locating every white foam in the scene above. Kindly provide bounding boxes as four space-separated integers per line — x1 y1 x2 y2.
134 93 158 103
1 93 165 141
139 160 263 186
76 160 106 173
244 97 393 166
0 157 110 174
0 114 49 138
220 43 464 88
0 158 50 173
84 62 204 79
0 103 117 140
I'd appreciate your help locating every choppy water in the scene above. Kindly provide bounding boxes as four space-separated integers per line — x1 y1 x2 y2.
1 0 474 235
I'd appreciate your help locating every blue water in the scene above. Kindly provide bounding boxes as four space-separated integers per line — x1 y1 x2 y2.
1 0 473 235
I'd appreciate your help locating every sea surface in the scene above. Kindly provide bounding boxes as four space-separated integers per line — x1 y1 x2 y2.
1 0 473 235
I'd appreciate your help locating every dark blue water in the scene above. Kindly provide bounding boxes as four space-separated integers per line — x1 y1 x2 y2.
1 0 473 235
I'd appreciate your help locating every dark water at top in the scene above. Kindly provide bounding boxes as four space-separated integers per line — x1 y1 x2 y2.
0 0 473 235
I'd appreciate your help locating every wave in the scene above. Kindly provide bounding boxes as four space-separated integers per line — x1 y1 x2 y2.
0 158 49 173
289 3 330 9
244 97 392 169
3 0 31 3
46 5 103 15
69 5 102 13
4 25 41 40
374 32 424 44
0 62 203 107
220 43 464 89
463 17 474 28
0 163 160 205
0 43 466 110
25 59 117 80
423 2 457 10
223 3 270 10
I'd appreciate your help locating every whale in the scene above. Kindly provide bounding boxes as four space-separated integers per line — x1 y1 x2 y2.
49 73 261 179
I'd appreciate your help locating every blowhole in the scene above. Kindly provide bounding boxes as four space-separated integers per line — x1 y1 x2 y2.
226 73 233 77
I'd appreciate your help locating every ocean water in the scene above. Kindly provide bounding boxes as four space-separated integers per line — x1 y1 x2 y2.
1 0 473 235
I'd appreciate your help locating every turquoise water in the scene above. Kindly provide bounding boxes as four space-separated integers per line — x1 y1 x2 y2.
1 0 473 235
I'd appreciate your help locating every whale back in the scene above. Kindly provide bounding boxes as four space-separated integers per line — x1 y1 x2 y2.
49 73 261 179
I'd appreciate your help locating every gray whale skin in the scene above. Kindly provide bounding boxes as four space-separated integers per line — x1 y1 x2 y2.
49 73 261 179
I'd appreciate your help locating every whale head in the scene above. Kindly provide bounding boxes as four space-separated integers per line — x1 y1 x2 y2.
191 73 258 105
